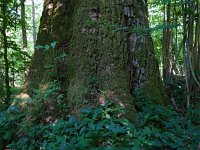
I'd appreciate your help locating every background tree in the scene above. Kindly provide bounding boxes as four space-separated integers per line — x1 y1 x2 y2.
0 0 26 102
0 0 42 101
31 0 36 48
149 0 199 111
182 0 200 107
1 0 11 104
20 0 28 72
162 0 172 81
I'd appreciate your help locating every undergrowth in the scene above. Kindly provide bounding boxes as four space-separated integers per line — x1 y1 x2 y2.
0 81 199 149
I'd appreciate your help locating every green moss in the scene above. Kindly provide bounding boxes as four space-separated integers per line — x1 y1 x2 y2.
66 0 136 121
27 0 167 123
26 0 74 95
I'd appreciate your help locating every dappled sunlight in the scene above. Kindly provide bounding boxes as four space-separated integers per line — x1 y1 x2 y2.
15 93 30 99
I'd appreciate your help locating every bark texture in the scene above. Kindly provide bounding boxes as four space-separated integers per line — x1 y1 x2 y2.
20 0 28 69
26 0 167 121
1 0 11 104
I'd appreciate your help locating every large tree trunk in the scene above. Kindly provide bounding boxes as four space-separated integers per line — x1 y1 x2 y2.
26 0 167 121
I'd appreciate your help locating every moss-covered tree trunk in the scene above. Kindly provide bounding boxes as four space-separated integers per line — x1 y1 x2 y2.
26 0 167 121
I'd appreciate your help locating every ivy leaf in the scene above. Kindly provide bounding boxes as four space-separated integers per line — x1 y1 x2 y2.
51 41 58 49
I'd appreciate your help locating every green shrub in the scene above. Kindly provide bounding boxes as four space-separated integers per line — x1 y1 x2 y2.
25 80 67 124
1 81 199 149
135 98 200 149
6 100 200 150
0 105 25 149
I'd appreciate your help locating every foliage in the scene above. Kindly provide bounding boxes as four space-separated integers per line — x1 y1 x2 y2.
0 105 25 149
0 0 43 99
0 92 199 149
35 41 58 51
134 94 200 149
25 80 67 124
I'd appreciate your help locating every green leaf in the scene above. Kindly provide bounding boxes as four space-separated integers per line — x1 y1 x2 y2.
96 120 107 130
88 123 95 130
59 142 68 150
45 44 50 50
131 144 140 150
112 26 129 33
51 41 58 48
80 107 93 114
3 131 13 140
57 94 64 100
79 126 86 134
54 53 67 62
69 115 76 123
106 123 127 133
7 105 20 113
92 108 102 120
45 65 54 69
106 114 111 119
0 112 6 124
56 136 66 143
35 45 44 49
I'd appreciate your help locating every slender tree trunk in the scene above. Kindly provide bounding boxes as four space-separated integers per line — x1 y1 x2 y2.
26 0 167 121
188 0 200 102
11 53 15 87
194 3 200 70
182 0 200 106
162 0 172 81
182 0 190 108
32 0 36 48
20 0 28 72
197 2 200 71
2 0 11 104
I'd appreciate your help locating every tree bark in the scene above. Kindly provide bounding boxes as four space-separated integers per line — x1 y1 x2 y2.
1 0 11 104
32 0 36 48
20 0 28 72
162 0 172 81
26 0 167 121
